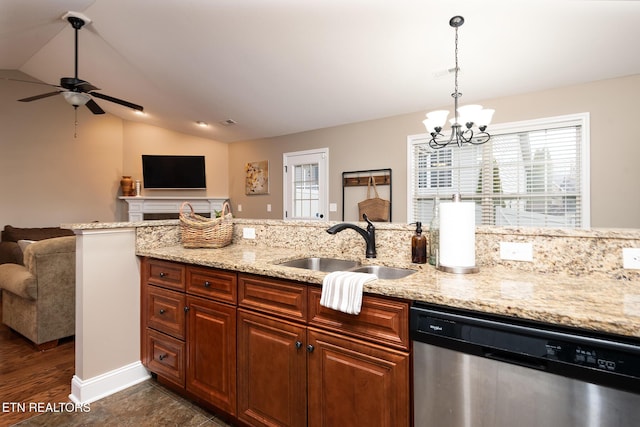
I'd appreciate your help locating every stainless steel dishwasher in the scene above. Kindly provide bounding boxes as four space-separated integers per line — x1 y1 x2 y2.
411 302 640 427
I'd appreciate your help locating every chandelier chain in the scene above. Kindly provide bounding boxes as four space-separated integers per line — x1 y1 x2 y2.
454 25 459 99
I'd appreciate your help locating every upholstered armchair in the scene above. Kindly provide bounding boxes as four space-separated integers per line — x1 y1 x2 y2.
0 236 76 349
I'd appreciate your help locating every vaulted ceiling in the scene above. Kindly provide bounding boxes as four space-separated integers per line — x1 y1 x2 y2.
1 0 638 142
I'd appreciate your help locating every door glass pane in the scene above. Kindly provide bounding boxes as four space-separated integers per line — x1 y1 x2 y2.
293 163 319 218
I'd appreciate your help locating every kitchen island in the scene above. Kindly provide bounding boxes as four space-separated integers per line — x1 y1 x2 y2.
64 218 640 408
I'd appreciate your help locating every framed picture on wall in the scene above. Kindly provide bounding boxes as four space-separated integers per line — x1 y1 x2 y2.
245 160 269 195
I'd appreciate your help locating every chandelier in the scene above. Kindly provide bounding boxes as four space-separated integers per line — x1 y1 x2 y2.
423 16 494 149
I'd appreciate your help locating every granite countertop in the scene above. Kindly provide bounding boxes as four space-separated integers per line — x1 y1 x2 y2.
137 243 640 340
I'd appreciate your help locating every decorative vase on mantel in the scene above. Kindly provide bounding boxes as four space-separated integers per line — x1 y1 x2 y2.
120 176 135 196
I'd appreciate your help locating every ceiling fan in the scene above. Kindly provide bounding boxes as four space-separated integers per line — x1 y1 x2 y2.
8 11 143 115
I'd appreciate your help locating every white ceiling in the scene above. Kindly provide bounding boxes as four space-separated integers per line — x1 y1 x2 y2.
1 0 639 142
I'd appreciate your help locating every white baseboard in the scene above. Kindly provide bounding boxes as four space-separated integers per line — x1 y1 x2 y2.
69 361 151 404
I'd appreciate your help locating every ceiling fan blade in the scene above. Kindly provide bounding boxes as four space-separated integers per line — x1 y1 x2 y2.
90 92 143 112
85 99 106 115
2 77 61 89
18 91 62 102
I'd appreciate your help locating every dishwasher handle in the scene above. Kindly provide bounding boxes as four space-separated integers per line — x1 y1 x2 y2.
483 348 548 371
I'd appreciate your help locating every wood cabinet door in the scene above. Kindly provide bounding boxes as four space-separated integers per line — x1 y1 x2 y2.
237 309 307 427
307 328 410 427
186 295 237 415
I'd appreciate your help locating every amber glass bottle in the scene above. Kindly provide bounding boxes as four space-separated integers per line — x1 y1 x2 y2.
412 222 427 264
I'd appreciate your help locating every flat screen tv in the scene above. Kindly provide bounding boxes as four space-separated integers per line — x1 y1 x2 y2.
142 155 206 189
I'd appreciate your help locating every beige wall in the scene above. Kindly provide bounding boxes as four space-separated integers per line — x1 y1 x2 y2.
228 74 640 228
120 121 229 218
1 71 125 226
1 70 229 226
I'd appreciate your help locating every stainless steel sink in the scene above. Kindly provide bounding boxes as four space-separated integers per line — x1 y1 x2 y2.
277 257 415 280
350 265 416 280
277 257 361 272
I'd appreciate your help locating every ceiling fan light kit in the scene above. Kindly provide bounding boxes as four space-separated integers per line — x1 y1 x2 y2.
423 16 494 149
62 91 90 106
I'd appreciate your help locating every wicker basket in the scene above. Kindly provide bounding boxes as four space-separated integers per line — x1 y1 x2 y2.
180 201 233 248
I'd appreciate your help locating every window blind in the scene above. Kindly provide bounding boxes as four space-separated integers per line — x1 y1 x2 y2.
408 114 588 228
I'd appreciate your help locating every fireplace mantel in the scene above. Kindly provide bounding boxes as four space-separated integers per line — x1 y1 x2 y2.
119 196 228 221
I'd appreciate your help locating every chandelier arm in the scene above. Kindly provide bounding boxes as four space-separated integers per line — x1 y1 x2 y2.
429 129 456 149
469 131 491 145
459 128 474 144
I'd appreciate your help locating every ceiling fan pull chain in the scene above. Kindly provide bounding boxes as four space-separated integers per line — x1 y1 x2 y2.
74 106 79 138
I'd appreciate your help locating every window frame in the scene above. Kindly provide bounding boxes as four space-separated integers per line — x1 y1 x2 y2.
407 112 591 228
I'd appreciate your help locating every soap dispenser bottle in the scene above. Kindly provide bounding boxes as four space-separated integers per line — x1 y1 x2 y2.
411 222 427 264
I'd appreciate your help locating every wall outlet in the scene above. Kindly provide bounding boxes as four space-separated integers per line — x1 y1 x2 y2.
499 242 533 262
623 248 640 269
266 204 272 212
237 204 242 212
329 203 337 212
242 227 256 239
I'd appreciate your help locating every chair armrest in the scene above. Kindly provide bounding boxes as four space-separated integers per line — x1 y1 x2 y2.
0 263 36 299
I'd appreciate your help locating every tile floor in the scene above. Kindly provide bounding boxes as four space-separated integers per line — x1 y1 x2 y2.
12 379 232 427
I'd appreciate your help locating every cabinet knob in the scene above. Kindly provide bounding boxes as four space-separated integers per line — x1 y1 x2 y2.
158 354 167 361
159 272 166 278
204 281 211 288
159 309 165 315
307 344 315 353
295 341 302 349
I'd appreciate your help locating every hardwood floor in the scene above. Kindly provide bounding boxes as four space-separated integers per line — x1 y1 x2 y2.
0 300 75 427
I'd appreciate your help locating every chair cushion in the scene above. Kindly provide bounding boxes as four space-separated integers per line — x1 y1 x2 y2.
0 263 36 300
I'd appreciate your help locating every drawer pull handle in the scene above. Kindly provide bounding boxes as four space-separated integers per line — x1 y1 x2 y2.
159 309 165 315
295 341 302 349
204 281 211 288
159 272 166 278
158 354 167 361
307 344 315 353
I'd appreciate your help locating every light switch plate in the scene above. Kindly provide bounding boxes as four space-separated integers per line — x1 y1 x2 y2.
242 227 256 239
623 248 640 269
329 203 337 212
500 242 533 262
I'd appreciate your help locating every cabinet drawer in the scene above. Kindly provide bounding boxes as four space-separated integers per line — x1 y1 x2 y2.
238 274 307 322
147 285 186 339
144 258 186 291
308 287 409 351
187 266 237 303
145 328 185 388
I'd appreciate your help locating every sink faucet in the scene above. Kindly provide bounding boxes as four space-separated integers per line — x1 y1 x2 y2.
326 214 377 258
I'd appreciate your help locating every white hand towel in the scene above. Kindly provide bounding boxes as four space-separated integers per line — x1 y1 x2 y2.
320 271 377 315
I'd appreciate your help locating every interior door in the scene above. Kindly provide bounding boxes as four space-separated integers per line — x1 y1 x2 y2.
283 148 328 221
